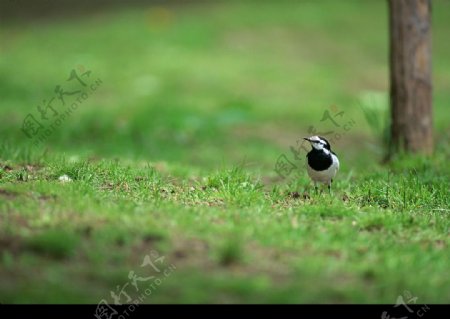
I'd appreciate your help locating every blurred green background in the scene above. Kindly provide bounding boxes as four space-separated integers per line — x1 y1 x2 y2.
1 0 449 172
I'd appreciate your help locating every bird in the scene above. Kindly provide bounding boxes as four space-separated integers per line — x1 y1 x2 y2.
303 135 340 193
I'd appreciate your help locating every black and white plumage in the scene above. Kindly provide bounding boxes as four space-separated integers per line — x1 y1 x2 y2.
304 135 339 192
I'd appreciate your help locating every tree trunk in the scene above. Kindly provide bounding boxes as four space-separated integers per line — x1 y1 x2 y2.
388 0 433 156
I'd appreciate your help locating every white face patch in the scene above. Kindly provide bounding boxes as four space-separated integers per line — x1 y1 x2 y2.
307 136 328 151
311 141 324 150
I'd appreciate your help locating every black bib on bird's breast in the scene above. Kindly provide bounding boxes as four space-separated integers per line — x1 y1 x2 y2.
306 149 333 171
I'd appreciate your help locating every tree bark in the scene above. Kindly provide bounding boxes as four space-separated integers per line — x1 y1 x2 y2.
388 0 433 155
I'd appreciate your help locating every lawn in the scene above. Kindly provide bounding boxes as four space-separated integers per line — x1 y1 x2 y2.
0 0 449 304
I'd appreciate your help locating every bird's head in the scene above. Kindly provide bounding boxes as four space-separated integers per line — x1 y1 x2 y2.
303 135 331 151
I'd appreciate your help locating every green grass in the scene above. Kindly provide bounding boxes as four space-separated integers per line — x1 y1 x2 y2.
1 0 449 304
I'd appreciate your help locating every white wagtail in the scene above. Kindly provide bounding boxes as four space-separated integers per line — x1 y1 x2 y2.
304 135 340 193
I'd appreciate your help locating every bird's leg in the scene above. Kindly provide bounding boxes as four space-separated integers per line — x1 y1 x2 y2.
328 179 334 195
314 182 318 195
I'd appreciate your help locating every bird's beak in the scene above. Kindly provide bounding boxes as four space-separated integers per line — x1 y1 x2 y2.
303 137 310 141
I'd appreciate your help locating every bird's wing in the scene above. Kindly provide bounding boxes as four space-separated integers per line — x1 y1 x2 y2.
331 152 340 172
